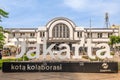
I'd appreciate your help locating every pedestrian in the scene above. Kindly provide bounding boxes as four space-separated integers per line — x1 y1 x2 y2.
0 49 2 59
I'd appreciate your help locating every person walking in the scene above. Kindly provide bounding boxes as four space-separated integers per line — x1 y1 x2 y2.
0 49 2 59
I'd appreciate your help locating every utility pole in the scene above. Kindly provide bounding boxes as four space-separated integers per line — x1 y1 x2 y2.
90 18 92 41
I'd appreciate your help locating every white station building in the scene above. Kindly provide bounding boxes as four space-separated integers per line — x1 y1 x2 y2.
4 17 120 52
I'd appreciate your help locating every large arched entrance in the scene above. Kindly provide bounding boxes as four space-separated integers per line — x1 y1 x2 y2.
52 23 69 39
46 17 79 54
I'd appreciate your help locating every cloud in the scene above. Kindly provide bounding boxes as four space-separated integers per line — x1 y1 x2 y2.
63 0 120 15
0 0 40 12
0 0 120 28
63 0 86 10
0 0 43 28
1 14 43 28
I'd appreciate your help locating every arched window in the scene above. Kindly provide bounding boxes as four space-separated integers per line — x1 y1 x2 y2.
52 23 69 38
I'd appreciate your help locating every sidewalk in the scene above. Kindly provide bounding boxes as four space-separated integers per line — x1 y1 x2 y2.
0 70 120 80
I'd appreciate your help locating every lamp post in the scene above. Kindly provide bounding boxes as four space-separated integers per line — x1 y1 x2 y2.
22 34 29 61
14 36 19 61
83 32 87 55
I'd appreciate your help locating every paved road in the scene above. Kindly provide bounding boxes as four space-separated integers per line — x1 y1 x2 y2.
0 71 120 80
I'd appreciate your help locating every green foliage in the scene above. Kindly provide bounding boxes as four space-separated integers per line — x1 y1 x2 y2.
109 35 117 46
82 55 103 61
110 52 115 55
0 27 5 49
22 55 29 61
100 52 105 55
82 55 89 59
89 58 99 61
0 26 10 49
109 35 120 46
0 8 8 22
0 59 16 69
0 9 9 49
0 55 30 69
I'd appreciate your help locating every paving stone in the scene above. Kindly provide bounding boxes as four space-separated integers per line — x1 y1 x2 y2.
0 71 120 80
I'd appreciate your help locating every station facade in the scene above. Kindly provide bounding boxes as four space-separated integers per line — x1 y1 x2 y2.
4 17 120 53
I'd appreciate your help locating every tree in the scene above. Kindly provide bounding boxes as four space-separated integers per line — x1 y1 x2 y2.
109 35 117 47
109 35 120 52
0 27 5 49
0 9 8 22
0 9 9 49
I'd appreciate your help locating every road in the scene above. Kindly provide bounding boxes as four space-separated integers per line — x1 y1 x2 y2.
0 71 120 80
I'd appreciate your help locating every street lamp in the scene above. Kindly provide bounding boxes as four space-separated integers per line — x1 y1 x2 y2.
14 36 19 61
22 34 29 61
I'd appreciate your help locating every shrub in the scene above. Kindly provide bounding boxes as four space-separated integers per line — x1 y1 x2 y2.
110 52 115 55
23 55 29 61
0 59 16 69
82 55 89 59
0 55 30 69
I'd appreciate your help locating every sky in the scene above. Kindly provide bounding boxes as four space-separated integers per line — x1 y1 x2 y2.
0 0 120 28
